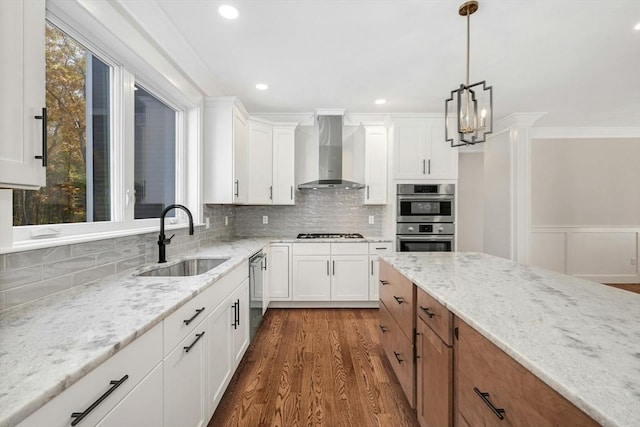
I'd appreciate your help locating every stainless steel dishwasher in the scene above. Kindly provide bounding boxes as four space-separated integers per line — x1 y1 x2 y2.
249 250 266 340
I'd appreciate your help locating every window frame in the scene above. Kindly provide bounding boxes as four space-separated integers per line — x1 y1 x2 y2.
7 10 200 252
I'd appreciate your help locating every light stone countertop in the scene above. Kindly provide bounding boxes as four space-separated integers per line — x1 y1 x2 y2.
0 236 391 427
0 238 271 427
270 236 392 243
381 252 640 427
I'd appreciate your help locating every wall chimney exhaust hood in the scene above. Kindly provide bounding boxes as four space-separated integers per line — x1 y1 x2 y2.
298 114 365 190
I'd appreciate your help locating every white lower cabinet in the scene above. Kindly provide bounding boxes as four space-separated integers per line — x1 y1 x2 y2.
269 244 292 300
206 301 233 417
164 326 207 427
230 279 250 365
18 324 163 427
96 363 163 427
291 242 390 302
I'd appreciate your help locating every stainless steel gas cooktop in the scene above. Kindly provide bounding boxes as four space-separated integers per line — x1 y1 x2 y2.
296 233 364 239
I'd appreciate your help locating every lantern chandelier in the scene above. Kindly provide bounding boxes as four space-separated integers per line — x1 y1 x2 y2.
445 0 493 147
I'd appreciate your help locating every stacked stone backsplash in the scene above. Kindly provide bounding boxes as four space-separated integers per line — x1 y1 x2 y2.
234 189 386 237
0 204 235 312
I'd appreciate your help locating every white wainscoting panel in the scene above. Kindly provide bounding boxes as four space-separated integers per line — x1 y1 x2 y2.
530 228 639 284
530 232 566 274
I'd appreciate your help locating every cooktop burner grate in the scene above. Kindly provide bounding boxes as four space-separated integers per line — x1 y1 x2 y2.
296 233 364 239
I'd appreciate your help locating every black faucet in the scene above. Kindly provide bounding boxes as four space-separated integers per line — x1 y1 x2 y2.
158 204 194 263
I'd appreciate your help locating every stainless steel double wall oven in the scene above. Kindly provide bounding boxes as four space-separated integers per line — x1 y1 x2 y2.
396 183 455 252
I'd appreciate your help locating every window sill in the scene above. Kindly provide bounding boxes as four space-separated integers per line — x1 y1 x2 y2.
2 222 203 255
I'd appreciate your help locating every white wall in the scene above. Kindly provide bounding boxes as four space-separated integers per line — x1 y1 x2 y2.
531 138 640 226
483 131 512 259
457 152 484 251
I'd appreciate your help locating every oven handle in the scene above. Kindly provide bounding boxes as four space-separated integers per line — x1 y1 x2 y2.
397 194 454 201
396 235 454 242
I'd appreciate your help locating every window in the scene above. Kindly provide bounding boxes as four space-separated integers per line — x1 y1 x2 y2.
134 85 177 219
13 23 112 226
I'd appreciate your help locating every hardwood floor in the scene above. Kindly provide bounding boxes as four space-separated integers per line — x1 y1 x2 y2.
208 308 419 427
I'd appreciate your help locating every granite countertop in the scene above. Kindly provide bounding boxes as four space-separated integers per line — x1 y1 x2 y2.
272 236 392 243
381 252 640 427
0 238 271 427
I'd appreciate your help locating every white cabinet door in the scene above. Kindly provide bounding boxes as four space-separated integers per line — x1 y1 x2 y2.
205 300 233 419
0 0 46 189
230 279 250 365
331 255 369 301
272 125 296 205
292 256 331 301
269 244 291 300
426 118 458 179
96 364 163 427
393 119 429 180
364 126 388 205
164 326 206 427
233 109 248 204
247 119 273 204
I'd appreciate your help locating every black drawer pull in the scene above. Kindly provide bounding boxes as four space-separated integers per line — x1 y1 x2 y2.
379 279 389 286
235 299 240 326
379 325 388 333
183 307 205 325
184 332 205 353
474 387 506 420
393 351 404 364
70 375 128 425
231 301 238 329
420 306 435 318
393 295 405 304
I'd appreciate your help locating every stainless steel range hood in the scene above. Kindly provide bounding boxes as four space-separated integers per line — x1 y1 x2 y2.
298 115 365 190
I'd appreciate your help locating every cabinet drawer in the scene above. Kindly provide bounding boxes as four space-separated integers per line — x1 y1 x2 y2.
293 242 330 255
378 301 415 408
379 261 415 340
331 242 368 255
455 318 598 427
163 286 213 356
368 242 393 254
19 324 162 427
417 287 453 346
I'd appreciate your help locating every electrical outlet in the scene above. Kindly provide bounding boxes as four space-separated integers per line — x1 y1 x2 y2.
205 217 210 229
262 215 268 225
368 215 375 224
224 216 228 226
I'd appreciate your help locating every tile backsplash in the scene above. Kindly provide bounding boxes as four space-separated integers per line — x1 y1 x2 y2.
1 194 386 311
234 189 386 237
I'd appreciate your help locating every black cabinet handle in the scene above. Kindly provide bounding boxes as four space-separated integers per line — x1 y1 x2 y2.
34 107 47 166
379 325 388 333
379 279 389 286
366 185 370 199
420 306 435 318
269 185 273 200
326 260 330 276
234 180 239 197
236 298 240 326
332 260 335 276
290 185 293 200
231 301 238 329
393 295 405 304
183 307 205 325
183 332 205 353
393 351 404 364
70 375 128 425
428 159 431 174
474 387 506 420
371 260 374 276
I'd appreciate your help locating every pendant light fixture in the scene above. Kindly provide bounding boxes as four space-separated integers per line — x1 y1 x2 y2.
445 1 493 147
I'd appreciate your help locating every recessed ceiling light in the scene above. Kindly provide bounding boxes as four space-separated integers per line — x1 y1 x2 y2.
256 83 269 91
374 99 387 105
634 22 640 31
219 5 239 20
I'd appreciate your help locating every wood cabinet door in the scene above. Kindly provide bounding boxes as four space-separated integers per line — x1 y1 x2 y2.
416 319 452 427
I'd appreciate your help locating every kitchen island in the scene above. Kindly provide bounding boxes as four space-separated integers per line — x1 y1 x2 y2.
381 252 640 427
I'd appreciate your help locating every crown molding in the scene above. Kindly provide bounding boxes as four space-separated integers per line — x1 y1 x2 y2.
530 127 640 139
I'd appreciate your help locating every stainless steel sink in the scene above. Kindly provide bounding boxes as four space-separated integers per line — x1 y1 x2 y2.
136 257 230 277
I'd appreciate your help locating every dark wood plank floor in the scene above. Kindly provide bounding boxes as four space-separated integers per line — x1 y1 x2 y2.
208 308 419 427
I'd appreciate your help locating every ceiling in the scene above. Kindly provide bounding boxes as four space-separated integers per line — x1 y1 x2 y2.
117 0 640 127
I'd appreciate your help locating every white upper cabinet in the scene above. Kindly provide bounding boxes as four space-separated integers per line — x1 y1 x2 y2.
393 117 458 181
203 97 249 204
272 124 296 205
0 0 46 189
364 125 388 205
247 118 273 204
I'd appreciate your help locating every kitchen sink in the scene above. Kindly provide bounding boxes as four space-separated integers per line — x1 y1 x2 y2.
136 257 230 277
